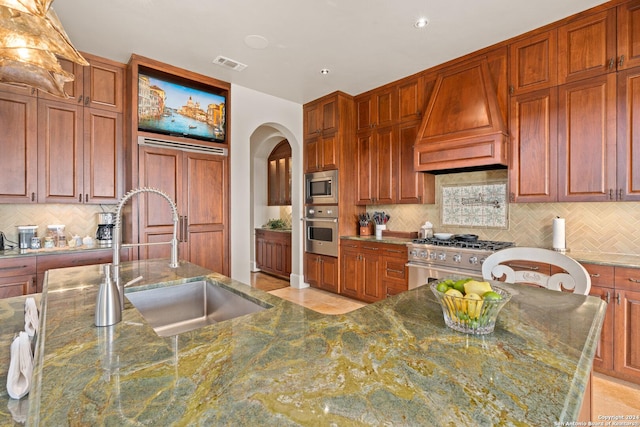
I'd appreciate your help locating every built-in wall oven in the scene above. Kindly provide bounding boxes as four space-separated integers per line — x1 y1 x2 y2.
305 170 338 205
407 237 514 289
303 205 338 257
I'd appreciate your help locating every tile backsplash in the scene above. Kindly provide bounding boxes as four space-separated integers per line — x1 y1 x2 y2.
368 170 640 256
0 204 116 246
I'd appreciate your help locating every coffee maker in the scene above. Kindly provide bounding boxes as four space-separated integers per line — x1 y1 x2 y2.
96 212 115 248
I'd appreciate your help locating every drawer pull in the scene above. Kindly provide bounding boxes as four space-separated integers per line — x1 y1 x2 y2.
386 249 403 253
629 278 640 283
506 263 539 271
362 246 379 251
589 273 600 278
0 265 28 271
617 293 621 305
386 268 404 274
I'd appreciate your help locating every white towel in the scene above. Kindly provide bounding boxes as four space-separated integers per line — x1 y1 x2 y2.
24 298 38 337
6 332 33 400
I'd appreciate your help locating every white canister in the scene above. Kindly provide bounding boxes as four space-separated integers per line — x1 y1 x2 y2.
375 224 386 240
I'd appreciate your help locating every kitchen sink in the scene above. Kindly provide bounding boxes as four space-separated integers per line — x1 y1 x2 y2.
125 280 270 337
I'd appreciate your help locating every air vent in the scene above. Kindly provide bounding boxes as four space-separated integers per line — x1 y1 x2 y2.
138 136 228 156
213 55 247 71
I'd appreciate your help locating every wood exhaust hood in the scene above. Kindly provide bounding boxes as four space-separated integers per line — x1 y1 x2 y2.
414 55 509 172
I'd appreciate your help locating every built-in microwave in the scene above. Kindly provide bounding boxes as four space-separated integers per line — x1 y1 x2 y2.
305 170 338 205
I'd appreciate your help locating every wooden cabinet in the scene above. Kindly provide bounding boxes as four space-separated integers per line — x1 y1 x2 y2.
356 126 395 205
255 229 291 279
558 9 617 84
616 66 640 201
304 252 338 293
397 75 428 122
0 91 38 203
617 0 640 71
509 30 558 95
583 263 616 372
339 240 408 303
303 92 353 173
138 145 229 275
0 53 124 205
340 240 383 302
0 257 36 298
355 86 397 132
268 141 292 206
558 73 617 202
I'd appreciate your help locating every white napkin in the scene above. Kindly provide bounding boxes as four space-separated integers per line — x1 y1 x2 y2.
24 297 38 337
6 332 33 400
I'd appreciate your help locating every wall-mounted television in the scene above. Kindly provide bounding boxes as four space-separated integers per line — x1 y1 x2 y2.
138 69 226 143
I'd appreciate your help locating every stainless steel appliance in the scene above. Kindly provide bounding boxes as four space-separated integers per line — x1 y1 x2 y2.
303 205 338 257
407 236 514 289
305 170 338 205
96 212 115 248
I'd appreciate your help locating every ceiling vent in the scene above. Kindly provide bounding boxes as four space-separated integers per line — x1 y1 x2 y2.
138 136 228 156
213 55 247 71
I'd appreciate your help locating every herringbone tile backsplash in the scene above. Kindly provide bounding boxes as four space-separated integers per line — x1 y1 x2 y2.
367 171 640 256
0 204 117 244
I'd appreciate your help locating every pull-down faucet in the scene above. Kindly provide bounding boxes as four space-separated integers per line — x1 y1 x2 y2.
110 187 180 310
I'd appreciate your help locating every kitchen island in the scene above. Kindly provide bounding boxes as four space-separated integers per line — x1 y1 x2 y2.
26 259 605 425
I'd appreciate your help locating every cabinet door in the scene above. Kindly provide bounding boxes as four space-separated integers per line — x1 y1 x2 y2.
0 275 35 299
558 74 617 202
355 95 374 132
340 249 360 298
319 133 338 170
617 66 640 201
509 88 558 202
304 253 321 287
0 92 37 203
37 99 84 203
397 121 435 204
356 132 375 204
304 137 320 173
83 55 124 112
37 57 84 103
268 158 279 205
590 284 615 372
397 76 425 122
320 255 339 293
361 252 382 302
617 0 640 71
558 9 617 84
509 30 558 94
375 127 395 204
614 289 640 383
183 153 229 275
304 101 321 139
255 231 266 269
320 97 338 134
83 109 122 203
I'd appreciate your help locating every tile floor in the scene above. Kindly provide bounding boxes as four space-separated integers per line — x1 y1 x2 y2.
251 272 640 421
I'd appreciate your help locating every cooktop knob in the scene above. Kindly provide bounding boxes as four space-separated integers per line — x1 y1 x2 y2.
429 252 437 260
420 251 428 258
409 249 418 257
452 254 462 263
438 252 446 261
469 256 478 264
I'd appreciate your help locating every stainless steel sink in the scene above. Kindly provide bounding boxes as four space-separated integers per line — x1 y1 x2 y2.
125 280 270 337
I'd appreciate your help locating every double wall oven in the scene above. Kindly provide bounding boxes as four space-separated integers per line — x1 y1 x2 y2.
303 205 338 257
407 236 514 289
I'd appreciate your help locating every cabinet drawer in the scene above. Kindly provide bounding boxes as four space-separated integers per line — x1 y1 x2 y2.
381 246 408 260
581 263 614 288
614 266 640 291
37 249 114 273
0 256 37 278
0 274 35 298
383 259 407 282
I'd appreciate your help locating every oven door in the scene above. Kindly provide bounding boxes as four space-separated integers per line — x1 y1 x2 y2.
407 263 484 290
304 218 338 257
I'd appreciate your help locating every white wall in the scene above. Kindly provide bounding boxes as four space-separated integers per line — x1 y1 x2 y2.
230 85 304 286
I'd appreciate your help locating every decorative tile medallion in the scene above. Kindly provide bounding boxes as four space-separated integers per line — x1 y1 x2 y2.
441 182 508 228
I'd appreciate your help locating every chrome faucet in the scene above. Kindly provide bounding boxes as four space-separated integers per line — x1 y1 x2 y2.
111 187 180 310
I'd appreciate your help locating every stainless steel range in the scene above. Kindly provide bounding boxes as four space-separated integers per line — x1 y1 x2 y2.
407 236 514 289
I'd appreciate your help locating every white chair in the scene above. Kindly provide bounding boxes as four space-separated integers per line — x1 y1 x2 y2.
481 247 591 295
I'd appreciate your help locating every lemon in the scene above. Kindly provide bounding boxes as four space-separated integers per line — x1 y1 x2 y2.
445 288 463 298
482 291 502 301
464 280 493 296
464 292 483 319
445 288 465 313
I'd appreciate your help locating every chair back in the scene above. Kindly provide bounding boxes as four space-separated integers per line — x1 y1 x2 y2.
481 247 591 295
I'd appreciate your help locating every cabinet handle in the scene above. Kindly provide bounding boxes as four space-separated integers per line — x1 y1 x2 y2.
605 290 610 304
84 96 90 106
85 194 88 203
506 263 539 271
78 194 82 202
618 189 623 200
590 273 600 278
183 216 188 242
31 88 36 95
629 278 640 283
609 189 614 200
362 246 379 251
387 268 404 273
0 265 29 271
78 95 83 104
386 249 403 253
31 192 35 202
509 85 514 95
619 55 625 68
609 58 615 70
617 292 621 305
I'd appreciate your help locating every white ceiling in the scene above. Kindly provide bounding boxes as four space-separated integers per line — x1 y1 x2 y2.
53 0 608 104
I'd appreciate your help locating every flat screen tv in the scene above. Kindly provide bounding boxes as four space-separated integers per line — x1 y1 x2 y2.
138 69 226 143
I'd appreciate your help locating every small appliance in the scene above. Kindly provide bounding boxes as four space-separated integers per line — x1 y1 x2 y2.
96 212 115 248
305 170 338 205
17 226 38 249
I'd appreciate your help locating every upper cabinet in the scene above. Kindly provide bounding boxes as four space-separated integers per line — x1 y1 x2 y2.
617 0 640 70
509 30 558 95
268 140 292 206
355 85 397 132
0 53 124 204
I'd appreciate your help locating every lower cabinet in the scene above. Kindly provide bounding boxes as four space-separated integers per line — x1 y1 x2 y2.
304 253 339 293
255 229 291 279
583 263 640 385
0 257 37 298
339 240 408 303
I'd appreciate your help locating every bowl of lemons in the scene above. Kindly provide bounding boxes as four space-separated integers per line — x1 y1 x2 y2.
430 278 511 334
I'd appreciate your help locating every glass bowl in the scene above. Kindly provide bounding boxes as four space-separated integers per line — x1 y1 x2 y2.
430 282 512 334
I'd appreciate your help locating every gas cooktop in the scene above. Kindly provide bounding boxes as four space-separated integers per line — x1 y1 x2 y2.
411 237 514 251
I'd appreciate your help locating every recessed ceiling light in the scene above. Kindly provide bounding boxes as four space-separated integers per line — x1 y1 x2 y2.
320 68 330 75
414 18 428 29
244 35 269 49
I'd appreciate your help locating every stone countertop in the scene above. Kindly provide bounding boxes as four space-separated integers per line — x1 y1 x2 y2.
256 227 292 233
341 235 412 246
0 245 114 259
24 259 605 425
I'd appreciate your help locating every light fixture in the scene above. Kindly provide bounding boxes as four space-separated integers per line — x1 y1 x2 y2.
320 68 330 75
0 0 88 98
414 18 428 29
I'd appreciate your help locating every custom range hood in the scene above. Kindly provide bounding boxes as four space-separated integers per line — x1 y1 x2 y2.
414 54 509 173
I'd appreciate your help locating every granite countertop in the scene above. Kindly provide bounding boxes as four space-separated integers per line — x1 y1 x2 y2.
0 245 114 259
341 235 412 245
256 227 292 233
22 259 605 425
